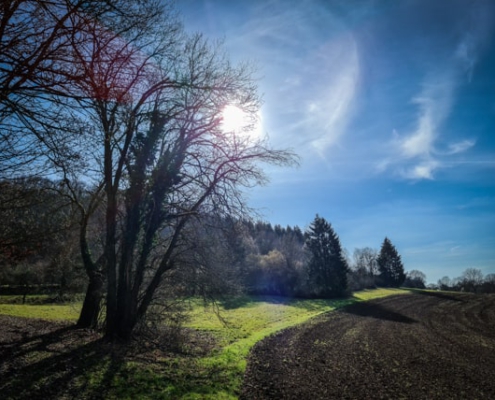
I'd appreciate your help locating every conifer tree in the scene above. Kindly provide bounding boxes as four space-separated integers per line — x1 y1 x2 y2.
305 215 348 298
377 237 405 287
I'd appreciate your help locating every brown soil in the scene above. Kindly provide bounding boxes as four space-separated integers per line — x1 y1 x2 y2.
241 292 495 400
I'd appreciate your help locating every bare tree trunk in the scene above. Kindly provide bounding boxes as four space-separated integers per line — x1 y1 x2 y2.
77 272 103 328
76 204 104 329
104 192 119 339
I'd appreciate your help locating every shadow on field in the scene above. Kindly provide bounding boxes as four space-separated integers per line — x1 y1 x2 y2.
0 323 123 400
407 289 465 302
341 301 417 324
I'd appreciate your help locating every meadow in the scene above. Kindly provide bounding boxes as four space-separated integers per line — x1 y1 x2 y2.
0 288 407 399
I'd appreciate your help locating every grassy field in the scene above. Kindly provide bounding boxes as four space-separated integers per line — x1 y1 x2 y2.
0 288 408 399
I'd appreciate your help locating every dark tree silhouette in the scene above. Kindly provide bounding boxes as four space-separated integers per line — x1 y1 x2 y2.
377 237 405 287
305 215 348 298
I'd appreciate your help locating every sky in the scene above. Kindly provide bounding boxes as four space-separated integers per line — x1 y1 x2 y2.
177 0 495 284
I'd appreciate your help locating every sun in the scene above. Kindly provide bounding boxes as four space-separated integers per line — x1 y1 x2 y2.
221 105 262 139
221 105 246 132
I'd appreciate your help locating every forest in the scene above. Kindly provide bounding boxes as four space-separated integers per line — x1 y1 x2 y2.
0 176 400 298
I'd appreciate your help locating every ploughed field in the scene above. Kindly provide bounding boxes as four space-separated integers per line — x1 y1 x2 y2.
241 292 495 399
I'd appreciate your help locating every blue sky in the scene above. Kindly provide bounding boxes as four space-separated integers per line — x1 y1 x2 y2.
178 0 495 284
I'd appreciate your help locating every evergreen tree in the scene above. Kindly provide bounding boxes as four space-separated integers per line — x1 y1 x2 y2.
377 237 405 287
305 215 348 298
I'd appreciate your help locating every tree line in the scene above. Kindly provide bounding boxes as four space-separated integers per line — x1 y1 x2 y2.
0 178 407 303
436 269 495 294
4 176 491 308
232 215 406 298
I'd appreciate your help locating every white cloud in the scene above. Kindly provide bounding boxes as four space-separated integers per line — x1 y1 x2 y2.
378 78 454 180
376 0 495 182
381 28 485 181
401 160 439 180
308 35 360 154
400 78 454 159
446 139 476 154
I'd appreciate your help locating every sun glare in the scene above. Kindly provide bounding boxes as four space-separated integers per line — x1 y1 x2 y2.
221 105 262 139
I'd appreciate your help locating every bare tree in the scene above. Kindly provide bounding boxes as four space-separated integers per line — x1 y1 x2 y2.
1 1 296 340
353 247 378 277
0 0 137 176
461 268 484 293
437 276 452 290
404 269 426 289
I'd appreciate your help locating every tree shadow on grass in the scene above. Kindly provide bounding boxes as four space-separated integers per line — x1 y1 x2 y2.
0 316 217 400
220 294 300 310
220 295 355 311
220 295 259 310
340 301 417 324
0 322 126 400
289 297 355 311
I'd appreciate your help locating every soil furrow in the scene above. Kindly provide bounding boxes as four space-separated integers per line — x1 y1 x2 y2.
241 292 495 400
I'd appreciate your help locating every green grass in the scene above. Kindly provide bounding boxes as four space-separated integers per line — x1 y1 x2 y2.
353 287 409 301
0 302 81 320
0 294 53 304
176 287 407 399
0 288 408 399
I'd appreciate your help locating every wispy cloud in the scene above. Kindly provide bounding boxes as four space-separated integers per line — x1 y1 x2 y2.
381 38 483 180
455 0 495 82
446 139 476 155
377 1 494 180
457 196 495 210
400 78 454 159
402 160 440 180
374 76 455 180
375 0 495 181
307 36 360 155
455 33 477 82
231 0 360 157
274 30 360 159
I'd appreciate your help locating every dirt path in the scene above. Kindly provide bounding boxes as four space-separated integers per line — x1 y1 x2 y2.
241 292 495 399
